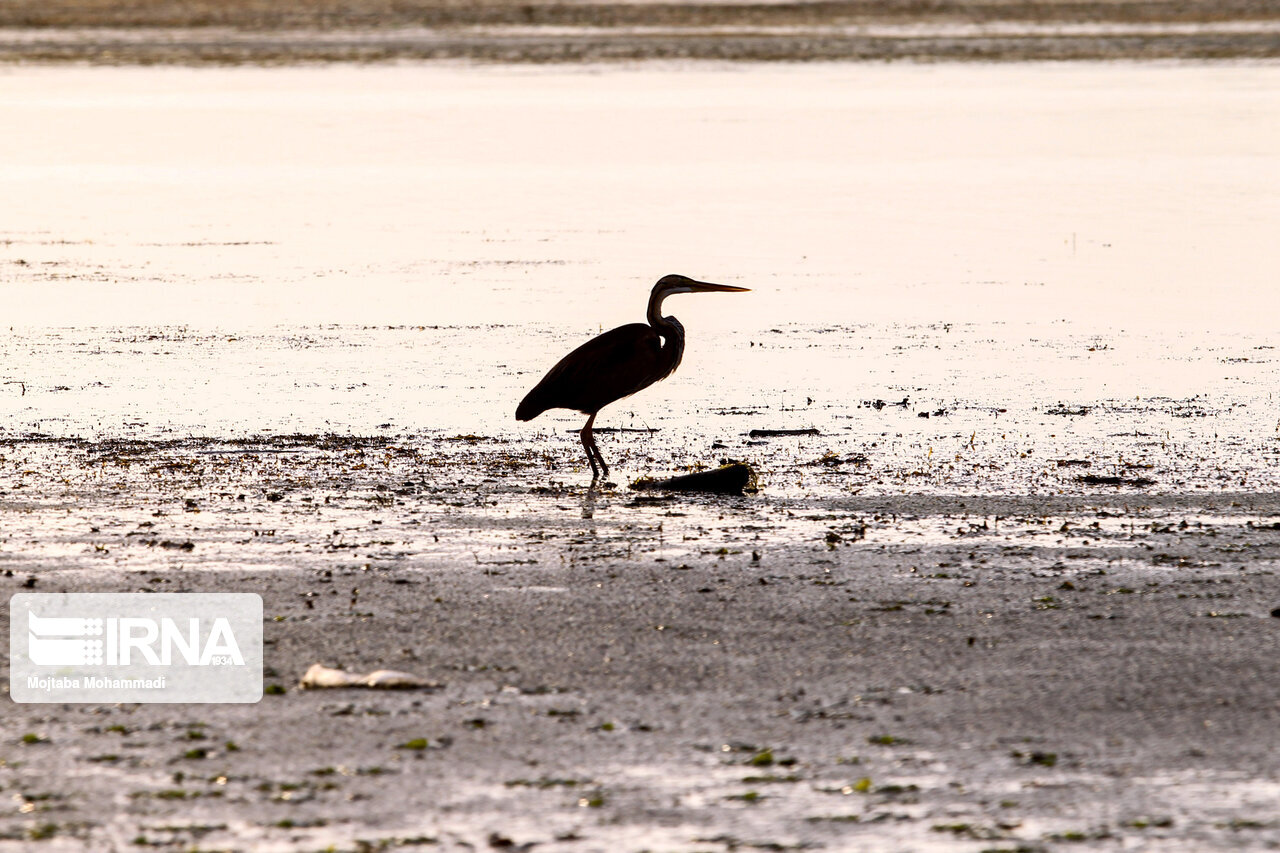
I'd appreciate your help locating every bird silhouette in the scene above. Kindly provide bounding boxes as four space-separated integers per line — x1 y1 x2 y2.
516 274 749 480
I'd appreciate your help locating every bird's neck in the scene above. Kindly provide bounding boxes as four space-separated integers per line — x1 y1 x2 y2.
647 294 683 339
649 312 685 379
647 290 686 373
646 290 667 330
646 290 679 331
651 313 684 342
645 286 686 361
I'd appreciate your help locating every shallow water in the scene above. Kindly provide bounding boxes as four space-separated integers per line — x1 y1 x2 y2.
5 322 1280 496
2 62 1280 494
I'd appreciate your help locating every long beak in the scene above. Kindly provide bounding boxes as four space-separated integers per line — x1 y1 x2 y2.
689 280 750 293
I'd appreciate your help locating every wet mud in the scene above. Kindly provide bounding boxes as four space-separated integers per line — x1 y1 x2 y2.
2 423 1279 850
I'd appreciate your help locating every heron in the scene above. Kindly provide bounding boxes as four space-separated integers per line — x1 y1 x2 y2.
516 274 749 480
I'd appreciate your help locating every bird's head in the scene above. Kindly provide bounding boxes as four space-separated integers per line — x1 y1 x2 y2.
652 274 750 297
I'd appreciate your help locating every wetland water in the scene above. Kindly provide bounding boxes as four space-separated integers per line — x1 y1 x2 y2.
3 61 1280 851
3 62 1280 490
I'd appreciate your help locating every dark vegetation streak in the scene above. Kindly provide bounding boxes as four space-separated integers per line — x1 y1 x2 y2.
0 0 1277 62
3 0 1277 30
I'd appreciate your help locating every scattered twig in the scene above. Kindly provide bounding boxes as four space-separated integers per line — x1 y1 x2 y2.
748 428 819 438
565 427 658 434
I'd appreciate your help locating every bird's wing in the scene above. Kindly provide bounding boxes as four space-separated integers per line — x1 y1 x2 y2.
516 323 665 420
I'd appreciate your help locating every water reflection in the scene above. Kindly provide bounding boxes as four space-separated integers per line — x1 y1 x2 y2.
1 63 1278 333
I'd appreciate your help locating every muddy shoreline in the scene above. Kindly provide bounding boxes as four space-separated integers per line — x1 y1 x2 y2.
2 433 1280 849
2 0 1280 62
5 28 1280 64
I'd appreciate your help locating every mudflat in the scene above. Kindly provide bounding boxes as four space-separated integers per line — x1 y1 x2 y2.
2 433 1279 850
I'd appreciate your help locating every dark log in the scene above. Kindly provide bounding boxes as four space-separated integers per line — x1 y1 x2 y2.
631 462 757 495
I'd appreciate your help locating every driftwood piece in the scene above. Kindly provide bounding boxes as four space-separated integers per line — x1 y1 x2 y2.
630 462 757 495
299 663 442 690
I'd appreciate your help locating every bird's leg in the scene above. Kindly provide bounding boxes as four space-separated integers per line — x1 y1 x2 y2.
592 434 610 479
580 413 602 480
581 413 610 480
